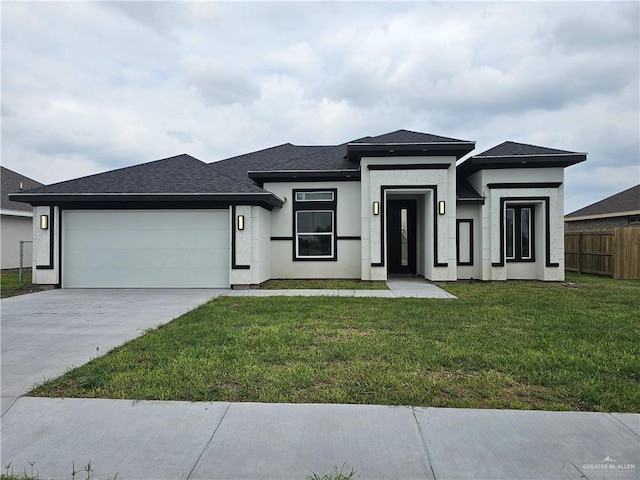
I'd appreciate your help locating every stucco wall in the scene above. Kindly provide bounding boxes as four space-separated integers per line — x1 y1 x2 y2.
229 205 272 286
360 156 457 281
32 206 60 285
265 181 361 279
252 206 271 284
455 205 482 280
1 214 33 270
472 167 565 281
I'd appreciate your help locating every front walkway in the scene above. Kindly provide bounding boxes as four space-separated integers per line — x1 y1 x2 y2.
226 277 457 299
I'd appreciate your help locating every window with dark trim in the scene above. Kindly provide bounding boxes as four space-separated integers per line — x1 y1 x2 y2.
506 205 534 262
293 189 337 260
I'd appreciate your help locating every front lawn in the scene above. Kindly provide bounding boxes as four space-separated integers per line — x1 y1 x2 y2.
31 274 640 412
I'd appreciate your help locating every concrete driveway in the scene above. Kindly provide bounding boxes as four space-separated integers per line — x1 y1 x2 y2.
1 288 223 412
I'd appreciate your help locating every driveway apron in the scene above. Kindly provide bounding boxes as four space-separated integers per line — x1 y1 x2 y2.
1 288 222 409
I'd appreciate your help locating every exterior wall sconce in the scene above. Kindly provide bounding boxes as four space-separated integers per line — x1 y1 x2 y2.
40 215 49 230
438 201 446 216
373 201 380 216
237 215 245 231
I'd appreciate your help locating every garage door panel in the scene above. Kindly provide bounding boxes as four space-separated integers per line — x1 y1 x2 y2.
63 267 228 288
65 229 228 250
63 210 230 288
65 247 230 270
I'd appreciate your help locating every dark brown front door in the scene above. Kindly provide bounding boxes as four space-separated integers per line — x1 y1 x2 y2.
387 200 417 274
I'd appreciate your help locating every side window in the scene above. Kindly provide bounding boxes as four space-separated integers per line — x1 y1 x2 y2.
293 190 337 260
506 205 534 262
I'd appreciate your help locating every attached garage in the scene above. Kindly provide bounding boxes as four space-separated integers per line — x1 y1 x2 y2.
62 209 230 288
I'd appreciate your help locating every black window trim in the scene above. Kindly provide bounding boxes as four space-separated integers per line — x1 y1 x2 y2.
456 219 474 266
292 188 338 262
505 204 535 263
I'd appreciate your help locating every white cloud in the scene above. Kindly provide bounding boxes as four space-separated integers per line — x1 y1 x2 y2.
1 1 638 213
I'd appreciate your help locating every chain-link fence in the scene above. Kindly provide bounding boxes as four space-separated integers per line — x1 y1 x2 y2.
19 240 33 283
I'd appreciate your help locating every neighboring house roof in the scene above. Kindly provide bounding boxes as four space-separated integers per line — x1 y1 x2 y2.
565 184 640 221
1 166 44 214
458 141 587 176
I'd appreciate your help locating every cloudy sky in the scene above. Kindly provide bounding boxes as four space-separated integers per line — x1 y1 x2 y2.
2 1 638 213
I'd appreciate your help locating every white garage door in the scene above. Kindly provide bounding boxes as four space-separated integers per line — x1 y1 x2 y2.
63 210 230 288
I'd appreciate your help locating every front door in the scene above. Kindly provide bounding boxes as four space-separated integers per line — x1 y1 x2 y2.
387 200 417 274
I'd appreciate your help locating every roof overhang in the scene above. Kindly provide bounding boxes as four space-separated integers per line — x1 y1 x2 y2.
8 192 284 210
0 208 33 217
248 169 361 185
565 210 640 222
346 142 476 162
458 153 587 176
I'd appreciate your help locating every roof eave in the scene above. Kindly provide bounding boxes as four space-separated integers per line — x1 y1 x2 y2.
248 170 361 183
8 192 284 208
458 153 587 176
565 210 640 221
347 142 476 161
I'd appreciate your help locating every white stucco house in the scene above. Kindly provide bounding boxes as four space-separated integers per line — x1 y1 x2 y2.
9 130 586 288
1 166 44 270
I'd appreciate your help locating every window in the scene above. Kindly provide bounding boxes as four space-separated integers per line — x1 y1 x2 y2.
294 190 337 260
506 205 534 262
295 191 334 202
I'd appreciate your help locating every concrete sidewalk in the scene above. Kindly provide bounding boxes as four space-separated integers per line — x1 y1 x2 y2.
2 397 638 480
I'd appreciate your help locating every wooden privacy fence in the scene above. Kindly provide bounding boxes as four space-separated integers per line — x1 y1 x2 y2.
565 227 640 279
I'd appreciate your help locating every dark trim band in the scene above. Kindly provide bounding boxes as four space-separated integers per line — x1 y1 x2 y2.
487 182 562 189
231 205 251 270
494 196 558 268
337 236 361 240
367 163 450 171
456 219 474 266
36 206 55 270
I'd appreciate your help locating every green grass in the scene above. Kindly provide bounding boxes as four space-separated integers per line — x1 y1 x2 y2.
31 273 640 412
0 269 45 298
260 279 388 290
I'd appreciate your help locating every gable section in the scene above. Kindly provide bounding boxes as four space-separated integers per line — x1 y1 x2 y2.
458 141 586 177
475 141 577 157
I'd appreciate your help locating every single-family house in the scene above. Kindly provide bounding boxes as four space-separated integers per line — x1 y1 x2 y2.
1 166 44 270
565 184 640 231
9 130 586 288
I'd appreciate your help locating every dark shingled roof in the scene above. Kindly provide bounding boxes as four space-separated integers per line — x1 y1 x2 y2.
350 129 471 144
566 184 640 219
458 141 586 176
1 166 44 211
474 141 579 157
456 178 484 203
210 143 351 176
22 154 266 195
10 130 585 208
